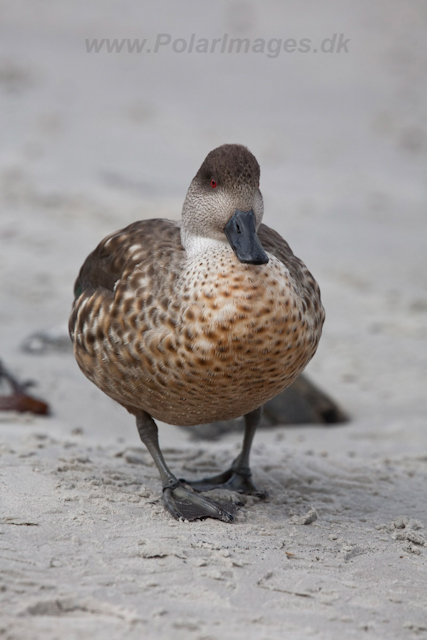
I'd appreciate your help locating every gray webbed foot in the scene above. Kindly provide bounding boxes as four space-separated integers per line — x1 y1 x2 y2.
163 481 236 522
182 467 268 500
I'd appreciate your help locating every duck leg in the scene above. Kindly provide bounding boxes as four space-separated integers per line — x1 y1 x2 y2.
183 406 267 499
135 411 235 522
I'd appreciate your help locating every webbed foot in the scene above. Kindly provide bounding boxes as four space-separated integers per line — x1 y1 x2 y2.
163 481 236 522
182 467 268 499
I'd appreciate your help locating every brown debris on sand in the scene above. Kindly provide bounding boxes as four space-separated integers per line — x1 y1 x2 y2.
0 360 49 416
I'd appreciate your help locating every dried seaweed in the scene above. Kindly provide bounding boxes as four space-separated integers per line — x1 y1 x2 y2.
0 360 49 415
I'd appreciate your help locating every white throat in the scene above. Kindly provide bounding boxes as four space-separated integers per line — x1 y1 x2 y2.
181 231 231 259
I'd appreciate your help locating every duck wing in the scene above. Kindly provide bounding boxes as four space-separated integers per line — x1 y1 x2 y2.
258 223 323 306
72 218 183 300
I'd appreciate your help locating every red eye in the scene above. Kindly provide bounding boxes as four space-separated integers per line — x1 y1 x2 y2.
210 179 217 188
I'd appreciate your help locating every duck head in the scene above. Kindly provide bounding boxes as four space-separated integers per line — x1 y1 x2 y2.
181 144 269 265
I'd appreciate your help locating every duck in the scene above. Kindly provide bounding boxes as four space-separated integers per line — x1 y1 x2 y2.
69 144 325 523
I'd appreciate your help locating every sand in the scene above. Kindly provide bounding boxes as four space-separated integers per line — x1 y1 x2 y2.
1 1 427 638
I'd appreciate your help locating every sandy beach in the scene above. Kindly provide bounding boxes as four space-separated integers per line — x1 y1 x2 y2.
1 2 427 638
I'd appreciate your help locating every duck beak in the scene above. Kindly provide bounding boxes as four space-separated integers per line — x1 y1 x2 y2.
224 210 269 265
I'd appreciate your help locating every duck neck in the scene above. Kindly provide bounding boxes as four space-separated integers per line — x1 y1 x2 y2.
180 193 232 259
180 228 230 259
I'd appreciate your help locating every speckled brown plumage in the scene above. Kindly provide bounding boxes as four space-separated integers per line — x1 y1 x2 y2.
69 219 324 426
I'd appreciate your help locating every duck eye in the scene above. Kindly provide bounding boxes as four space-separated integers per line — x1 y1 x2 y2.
210 179 217 188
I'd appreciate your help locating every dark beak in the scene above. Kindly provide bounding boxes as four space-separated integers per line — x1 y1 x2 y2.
224 210 269 265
